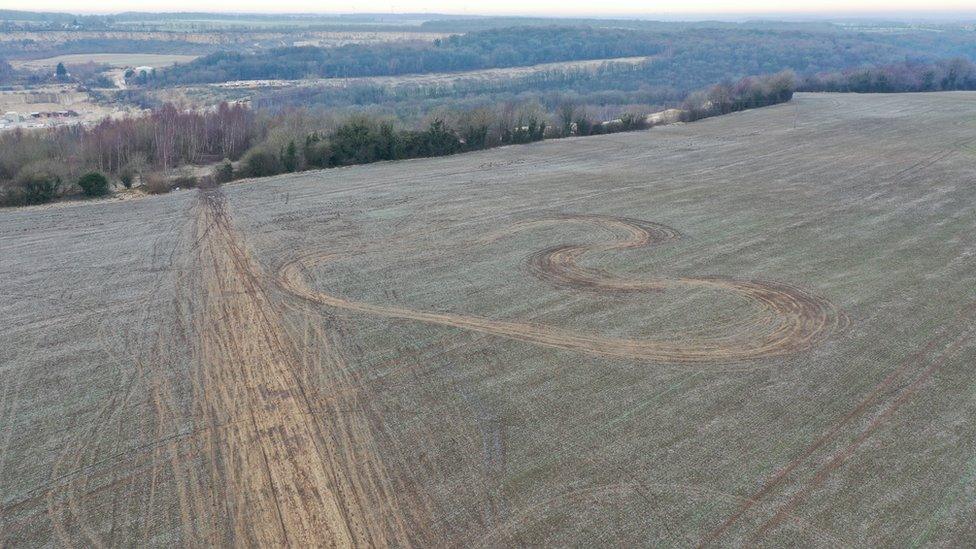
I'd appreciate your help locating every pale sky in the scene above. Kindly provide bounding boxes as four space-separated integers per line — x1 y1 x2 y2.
5 0 975 17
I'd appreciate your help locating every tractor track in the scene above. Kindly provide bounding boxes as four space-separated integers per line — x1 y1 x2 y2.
698 299 976 546
176 189 420 546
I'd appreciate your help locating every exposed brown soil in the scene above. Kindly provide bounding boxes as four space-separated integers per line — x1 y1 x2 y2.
123 191 424 546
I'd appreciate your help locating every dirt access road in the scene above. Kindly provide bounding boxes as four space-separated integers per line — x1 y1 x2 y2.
2 92 976 546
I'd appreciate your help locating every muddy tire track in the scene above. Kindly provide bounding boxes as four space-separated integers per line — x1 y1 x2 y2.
181 189 406 546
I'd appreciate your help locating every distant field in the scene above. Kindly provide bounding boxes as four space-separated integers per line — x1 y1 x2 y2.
2 93 976 546
165 55 657 108
11 53 199 69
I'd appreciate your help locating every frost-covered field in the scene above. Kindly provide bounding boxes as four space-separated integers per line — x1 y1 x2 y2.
2 92 975 546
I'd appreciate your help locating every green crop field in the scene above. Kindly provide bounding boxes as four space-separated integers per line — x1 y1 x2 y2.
1 92 975 546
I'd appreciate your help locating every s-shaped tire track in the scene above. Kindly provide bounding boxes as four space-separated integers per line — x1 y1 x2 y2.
277 214 847 364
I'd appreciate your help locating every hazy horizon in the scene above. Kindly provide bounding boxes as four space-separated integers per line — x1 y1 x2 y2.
3 2 976 20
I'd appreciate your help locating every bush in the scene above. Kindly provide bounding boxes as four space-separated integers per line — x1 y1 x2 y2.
303 135 333 169
680 71 796 122
144 173 172 195
196 175 216 189
0 187 21 208
504 116 546 144
172 174 198 189
240 148 283 178
1 169 63 206
213 159 235 183
618 113 649 132
118 154 148 189
119 169 135 189
281 140 299 172
77 172 110 197
330 119 398 166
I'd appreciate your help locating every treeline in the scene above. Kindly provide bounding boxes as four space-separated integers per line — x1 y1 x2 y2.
0 65 799 207
237 115 541 178
0 9 108 27
149 26 665 85
0 38 213 61
234 101 650 180
681 71 796 121
0 103 256 205
0 88 659 206
416 16 850 33
799 58 976 93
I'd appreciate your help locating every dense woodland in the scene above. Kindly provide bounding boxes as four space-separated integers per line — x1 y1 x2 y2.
149 25 976 88
148 27 666 85
196 26 976 126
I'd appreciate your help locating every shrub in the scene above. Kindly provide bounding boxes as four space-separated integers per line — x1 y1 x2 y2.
454 108 495 150
281 140 299 172
213 159 235 183
119 169 135 189
303 135 333 169
172 175 198 189
77 172 110 197
2 169 63 206
118 154 148 189
573 114 596 136
330 118 397 166
618 113 649 132
144 173 172 195
240 148 283 178
505 116 546 144
0 185 27 207
196 175 216 189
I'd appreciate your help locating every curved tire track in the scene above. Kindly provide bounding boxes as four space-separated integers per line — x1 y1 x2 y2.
277 214 846 364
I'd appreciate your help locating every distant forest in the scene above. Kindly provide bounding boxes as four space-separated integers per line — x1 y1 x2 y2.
223 26 976 125
148 27 666 85
149 25 976 88
143 25 976 120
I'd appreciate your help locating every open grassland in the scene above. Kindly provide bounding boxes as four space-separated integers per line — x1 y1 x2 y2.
1 92 976 546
